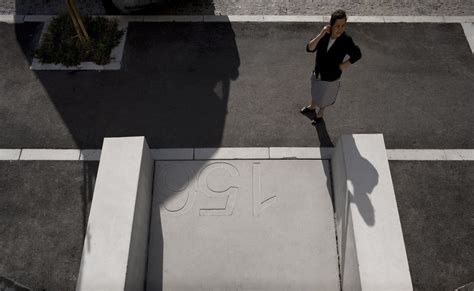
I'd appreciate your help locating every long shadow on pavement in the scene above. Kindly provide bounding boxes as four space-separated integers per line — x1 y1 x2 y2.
10 7 241 290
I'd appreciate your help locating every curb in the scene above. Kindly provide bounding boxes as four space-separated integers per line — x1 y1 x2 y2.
1 14 474 24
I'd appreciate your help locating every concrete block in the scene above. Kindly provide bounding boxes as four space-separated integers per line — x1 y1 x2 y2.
0 15 24 23
269 147 333 159
20 149 80 160
386 149 447 160
0 149 21 160
31 20 127 71
262 15 323 22
79 150 101 161
203 15 231 22
76 136 154 291
147 160 339 290
349 16 384 23
195 147 269 159
332 134 412 290
444 149 474 161
225 15 265 22
461 23 474 54
445 16 474 23
150 148 193 160
143 15 203 22
23 15 54 22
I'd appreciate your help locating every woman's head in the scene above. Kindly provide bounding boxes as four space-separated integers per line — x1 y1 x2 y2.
330 9 347 38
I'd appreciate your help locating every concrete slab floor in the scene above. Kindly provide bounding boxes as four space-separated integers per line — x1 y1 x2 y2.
148 160 339 290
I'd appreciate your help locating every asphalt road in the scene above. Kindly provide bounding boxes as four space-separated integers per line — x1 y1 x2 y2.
0 21 473 149
390 161 474 291
0 161 98 291
0 20 473 291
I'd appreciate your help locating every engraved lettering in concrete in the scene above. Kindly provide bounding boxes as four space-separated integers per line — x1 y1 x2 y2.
159 164 195 216
253 162 277 216
198 162 239 216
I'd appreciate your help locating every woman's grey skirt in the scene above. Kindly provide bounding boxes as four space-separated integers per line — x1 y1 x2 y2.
310 73 341 108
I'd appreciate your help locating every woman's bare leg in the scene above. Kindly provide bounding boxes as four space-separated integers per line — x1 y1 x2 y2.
316 107 325 118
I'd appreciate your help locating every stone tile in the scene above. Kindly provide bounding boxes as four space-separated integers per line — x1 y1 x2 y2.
79 150 101 161
269 147 333 159
20 149 81 160
386 149 447 160
143 15 203 22
151 148 194 160
444 149 474 161
0 14 24 23
194 147 269 159
0 149 21 160
262 15 323 22
445 16 474 23
349 15 384 23
23 15 53 22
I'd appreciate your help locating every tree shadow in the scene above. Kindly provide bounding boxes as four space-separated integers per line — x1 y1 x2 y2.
13 2 240 289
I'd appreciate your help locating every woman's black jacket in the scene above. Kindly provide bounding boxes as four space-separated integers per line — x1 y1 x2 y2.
306 32 361 81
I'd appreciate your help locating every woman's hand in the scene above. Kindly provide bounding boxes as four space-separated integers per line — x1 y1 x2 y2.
320 25 331 36
339 60 351 70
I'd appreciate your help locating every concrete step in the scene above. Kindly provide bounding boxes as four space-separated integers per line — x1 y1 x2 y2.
147 160 340 290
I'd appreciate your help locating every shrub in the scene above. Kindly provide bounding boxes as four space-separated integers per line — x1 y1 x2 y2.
35 14 124 67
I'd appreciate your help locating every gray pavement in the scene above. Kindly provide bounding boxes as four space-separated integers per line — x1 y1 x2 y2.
0 161 98 291
0 21 473 149
1 0 474 16
390 161 474 291
1 15 474 291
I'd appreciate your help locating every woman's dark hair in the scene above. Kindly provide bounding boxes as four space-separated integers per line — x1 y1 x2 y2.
330 9 347 26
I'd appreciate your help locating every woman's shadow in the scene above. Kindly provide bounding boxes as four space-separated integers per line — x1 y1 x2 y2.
301 113 377 225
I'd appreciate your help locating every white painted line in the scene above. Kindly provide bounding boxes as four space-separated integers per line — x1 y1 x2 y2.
103 15 144 22
79 150 101 161
194 147 269 160
2 148 473 161
150 148 194 160
461 23 474 54
12 14 474 24
444 16 474 23
269 147 334 159
20 149 81 160
382 16 446 23
386 149 447 160
444 149 474 161
143 15 204 22
262 15 323 22
23 15 54 22
0 149 21 160
349 15 385 23
0 15 25 23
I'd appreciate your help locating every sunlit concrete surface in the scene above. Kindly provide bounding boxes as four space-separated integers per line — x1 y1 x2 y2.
147 160 339 290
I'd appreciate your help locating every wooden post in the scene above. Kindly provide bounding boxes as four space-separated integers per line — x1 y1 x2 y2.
66 0 90 42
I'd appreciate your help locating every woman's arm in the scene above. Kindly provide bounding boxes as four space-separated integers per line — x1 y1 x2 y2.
339 36 362 70
306 25 331 52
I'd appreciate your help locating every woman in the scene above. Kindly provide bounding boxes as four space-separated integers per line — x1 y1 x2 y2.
301 9 362 125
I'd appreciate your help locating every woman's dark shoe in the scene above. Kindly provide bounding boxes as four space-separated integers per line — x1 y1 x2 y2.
300 106 316 114
311 117 324 125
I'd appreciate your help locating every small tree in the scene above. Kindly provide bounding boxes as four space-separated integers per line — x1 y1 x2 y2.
66 0 89 42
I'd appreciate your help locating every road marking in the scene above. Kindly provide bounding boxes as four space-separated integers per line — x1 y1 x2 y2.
20 149 81 160
1 148 473 161
2 14 474 24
